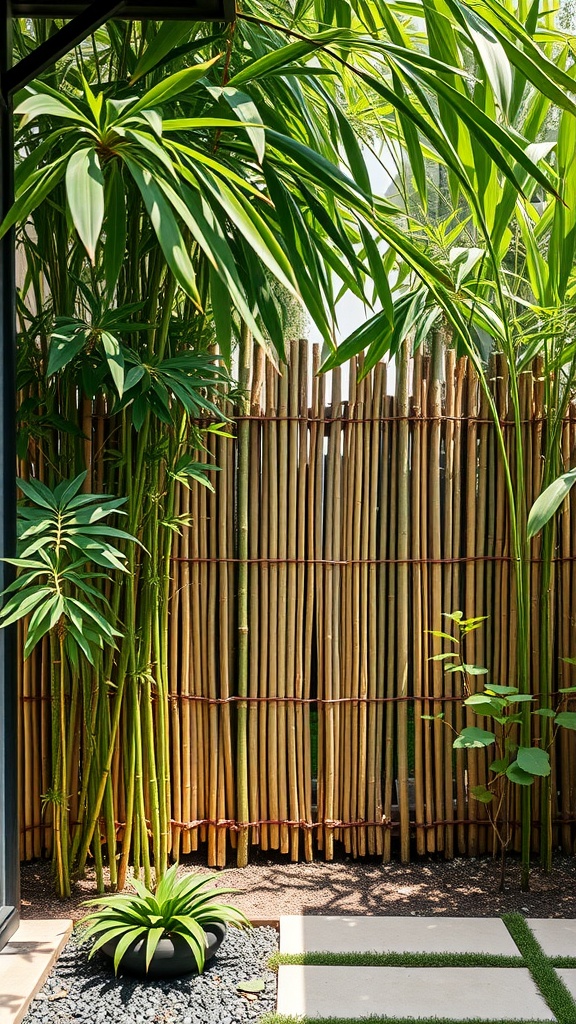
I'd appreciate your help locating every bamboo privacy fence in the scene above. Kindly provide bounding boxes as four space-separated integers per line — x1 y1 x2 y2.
18 341 576 866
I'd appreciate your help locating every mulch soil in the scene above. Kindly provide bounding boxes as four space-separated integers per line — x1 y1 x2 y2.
20 850 576 923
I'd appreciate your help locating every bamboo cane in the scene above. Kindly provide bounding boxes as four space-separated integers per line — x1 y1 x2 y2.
258 356 271 851
236 323 252 867
313 354 326 854
411 351 425 856
267 360 280 850
341 361 356 855
295 339 311 859
287 339 300 860
429 330 444 855
383 383 397 863
443 347 456 860
249 345 265 848
367 362 383 855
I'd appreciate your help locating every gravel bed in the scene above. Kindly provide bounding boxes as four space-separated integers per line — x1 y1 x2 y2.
22 926 278 1024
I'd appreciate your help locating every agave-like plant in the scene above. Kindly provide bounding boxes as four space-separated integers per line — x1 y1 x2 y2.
79 863 251 975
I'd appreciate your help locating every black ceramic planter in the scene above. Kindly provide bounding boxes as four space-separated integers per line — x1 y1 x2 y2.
101 921 227 979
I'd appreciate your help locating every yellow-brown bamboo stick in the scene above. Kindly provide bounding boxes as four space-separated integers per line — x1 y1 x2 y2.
249 346 265 847
353 367 368 857
383 384 398 863
312 354 325 854
286 340 301 859
443 347 456 860
454 357 467 855
341 361 356 856
258 357 271 851
396 340 411 863
464 362 480 855
411 352 425 855
420 368 435 854
267 361 280 850
322 368 341 858
429 331 445 855
296 339 313 860
367 363 383 855
277 360 290 854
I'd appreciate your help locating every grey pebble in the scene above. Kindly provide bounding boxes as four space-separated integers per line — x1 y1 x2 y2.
21 927 278 1024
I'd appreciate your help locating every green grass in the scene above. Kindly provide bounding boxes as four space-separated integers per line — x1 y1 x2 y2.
260 1016 549 1024
263 913 576 1024
268 952 523 970
503 914 576 1024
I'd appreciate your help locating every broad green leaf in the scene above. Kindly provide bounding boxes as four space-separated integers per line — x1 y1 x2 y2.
125 57 222 118
123 157 202 308
47 329 88 377
470 784 494 804
101 332 125 397
131 21 196 82
506 761 535 786
453 726 496 748
527 469 576 538
554 712 576 731
516 746 551 777
65 148 105 263
485 684 519 695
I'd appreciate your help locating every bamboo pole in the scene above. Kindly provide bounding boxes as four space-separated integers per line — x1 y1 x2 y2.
313 352 326 854
249 345 265 848
396 339 411 863
236 323 252 868
420 367 435 854
443 347 456 860
296 339 312 860
411 352 425 856
267 361 280 850
322 367 341 859
258 356 271 851
454 357 467 855
341 361 356 855
287 339 301 860
429 330 445 855
277 361 290 853
383 384 397 863
367 362 384 855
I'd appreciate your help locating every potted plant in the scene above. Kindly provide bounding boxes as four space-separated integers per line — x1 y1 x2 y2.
78 863 251 979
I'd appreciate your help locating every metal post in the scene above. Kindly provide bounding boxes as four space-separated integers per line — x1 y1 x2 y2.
0 0 20 948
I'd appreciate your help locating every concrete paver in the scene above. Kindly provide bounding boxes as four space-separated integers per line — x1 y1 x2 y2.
527 920 576 958
0 919 72 1024
277 965 556 1020
280 914 521 956
555 969 576 999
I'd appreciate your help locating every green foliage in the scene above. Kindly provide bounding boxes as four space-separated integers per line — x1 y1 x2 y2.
0 473 135 663
79 863 251 975
426 613 576 885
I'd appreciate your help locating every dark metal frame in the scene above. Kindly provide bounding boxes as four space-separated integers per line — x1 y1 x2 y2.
0 0 232 952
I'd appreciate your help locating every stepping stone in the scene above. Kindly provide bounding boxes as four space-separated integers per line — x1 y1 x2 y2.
526 920 576 958
0 919 72 1024
280 915 521 955
555 969 576 999
276 965 556 1020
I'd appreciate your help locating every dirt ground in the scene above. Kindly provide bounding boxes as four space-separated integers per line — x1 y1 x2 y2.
20 850 576 923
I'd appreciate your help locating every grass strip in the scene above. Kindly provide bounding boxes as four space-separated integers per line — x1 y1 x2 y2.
503 913 576 1024
551 960 576 971
260 1015 548 1024
269 952 524 971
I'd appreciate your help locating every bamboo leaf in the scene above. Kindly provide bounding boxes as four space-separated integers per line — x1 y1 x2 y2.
527 469 576 538
65 147 105 263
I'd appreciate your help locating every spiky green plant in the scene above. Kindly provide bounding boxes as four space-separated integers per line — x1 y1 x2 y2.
79 863 251 975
